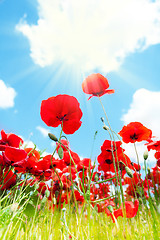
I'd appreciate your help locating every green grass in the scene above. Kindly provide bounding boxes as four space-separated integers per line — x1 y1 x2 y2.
0 197 159 240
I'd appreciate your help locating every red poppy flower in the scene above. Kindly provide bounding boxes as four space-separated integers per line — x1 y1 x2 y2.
62 150 80 166
118 122 152 143
0 130 23 151
147 140 160 151
40 94 83 134
56 139 69 152
82 73 115 100
106 200 139 222
77 158 92 172
0 169 17 190
3 146 28 167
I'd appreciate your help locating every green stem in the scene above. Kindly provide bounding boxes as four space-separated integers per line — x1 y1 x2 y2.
97 95 125 205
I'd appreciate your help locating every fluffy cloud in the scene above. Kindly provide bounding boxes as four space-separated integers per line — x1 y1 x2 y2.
121 88 160 138
36 126 49 137
121 88 160 163
0 80 16 109
16 0 160 73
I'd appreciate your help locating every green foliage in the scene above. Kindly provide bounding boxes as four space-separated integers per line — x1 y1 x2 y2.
0 197 159 240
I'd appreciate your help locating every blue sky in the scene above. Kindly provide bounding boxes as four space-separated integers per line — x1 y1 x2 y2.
0 0 160 165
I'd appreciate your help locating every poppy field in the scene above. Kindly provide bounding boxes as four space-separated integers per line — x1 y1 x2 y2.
0 73 160 239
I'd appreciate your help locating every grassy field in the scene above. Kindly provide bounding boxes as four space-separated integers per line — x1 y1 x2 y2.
0 187 159 240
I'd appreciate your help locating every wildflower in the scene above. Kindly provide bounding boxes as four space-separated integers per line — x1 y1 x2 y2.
0 169 17 190
0 130 23 151
118 122 152 143
147 140 160 151
82 73 114 100
40 94 83 134
106 200 139 222
3 146 27 167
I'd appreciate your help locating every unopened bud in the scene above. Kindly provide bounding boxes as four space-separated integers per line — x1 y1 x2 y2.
101 117 105 123
48 133 58 142
34 183 39 191
58 146 63 159
41 196 47 203
53 197 57 205
103 125 109 131
107 205 113 213
45 189 50 198
94 173 99 182
62 207 66 212
86 190 90 201
143 150 148 160
157 204 160 214
125 166 133 178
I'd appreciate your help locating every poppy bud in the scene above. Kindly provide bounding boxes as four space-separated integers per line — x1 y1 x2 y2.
107 205 113 213
62 207 66 212
157 204 160 214
34 183 39 191
45 189 50 198
55 190 59 199
53 197 56 205
143 150 148 160
86 190 90 201
41 196 47 203
125 166 133 178
48 133 58 142
101 117 105 123
94 173 99 182
58 146 63 159
103 125 109 131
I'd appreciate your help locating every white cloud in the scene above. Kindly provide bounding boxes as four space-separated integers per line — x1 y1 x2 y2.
16 0 160 73
36 126 49 137
121 88 160 163
0 80 16 109
22 140 36 149
121 88 160 138
122 142 156 164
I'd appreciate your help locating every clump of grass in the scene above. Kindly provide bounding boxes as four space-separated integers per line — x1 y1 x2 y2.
0 191 159 240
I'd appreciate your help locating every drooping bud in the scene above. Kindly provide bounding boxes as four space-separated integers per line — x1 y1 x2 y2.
48 133 58 142
94 173 99 182
45 189 50 198
143 150 148 160
125 166 133 178
58 146 63 159
107 205 113 213
34 183 39 191
62 207 66 212
103 124 109 131
85 190 90 201
101 117 105 123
